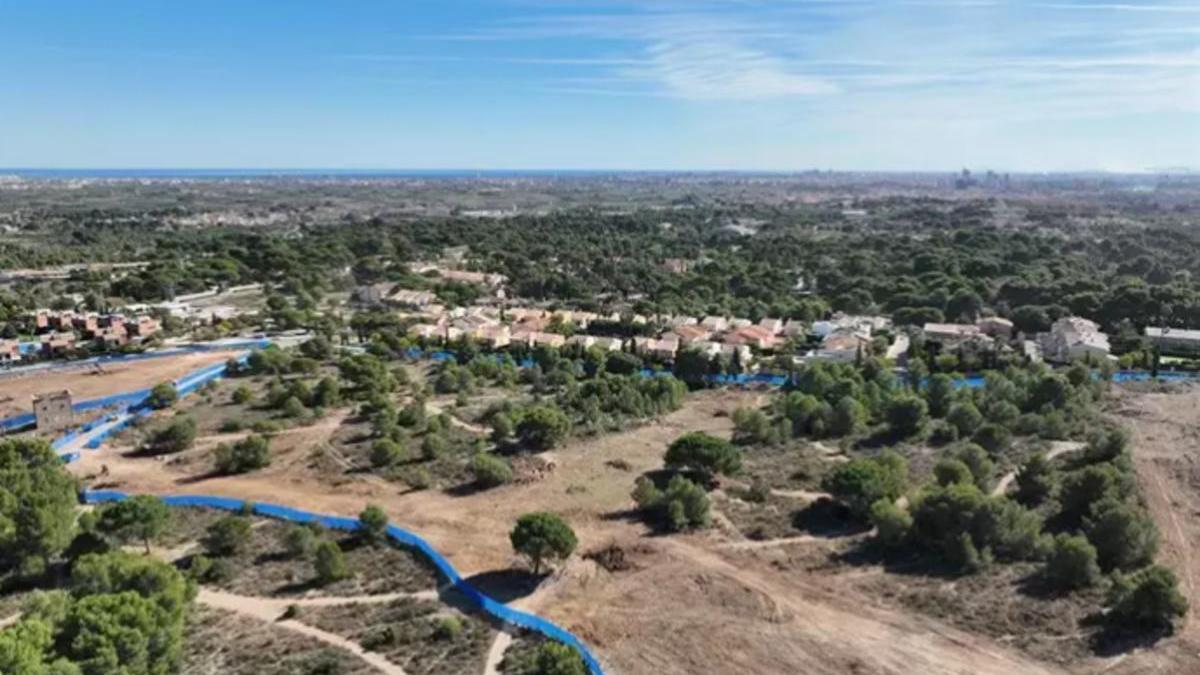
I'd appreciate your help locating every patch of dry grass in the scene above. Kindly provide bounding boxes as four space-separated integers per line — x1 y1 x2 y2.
299 597 495 675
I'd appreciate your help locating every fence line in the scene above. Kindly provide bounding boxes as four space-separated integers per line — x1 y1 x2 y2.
1 339 269 433
41 352 253 456
82 490 606 675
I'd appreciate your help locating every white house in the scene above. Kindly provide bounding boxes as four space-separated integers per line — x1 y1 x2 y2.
1145 327 1200 356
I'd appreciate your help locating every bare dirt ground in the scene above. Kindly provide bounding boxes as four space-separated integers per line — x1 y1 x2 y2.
1103 383 1200 672
70 385 1200 674
0 350 239 418
73 389 758 573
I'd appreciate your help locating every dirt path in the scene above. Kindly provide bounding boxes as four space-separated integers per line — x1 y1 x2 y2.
197 587 409 675
192 409 352 451
719 533 823 551
482 631 513 675
424 398 489 435
0 612 21 630
991 441 1083 497
1110 386 1200 641
770 488 832 501
663 537 1069 675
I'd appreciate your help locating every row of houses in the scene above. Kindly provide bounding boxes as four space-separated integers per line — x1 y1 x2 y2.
18 311 163 359
35 311 162 340
407 305 897 368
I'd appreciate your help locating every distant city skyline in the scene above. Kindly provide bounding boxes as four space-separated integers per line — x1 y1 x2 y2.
3 0 1197 172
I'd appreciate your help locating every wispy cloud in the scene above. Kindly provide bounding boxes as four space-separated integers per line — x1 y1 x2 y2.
374 0 1198 117
626 41 837 99
1034 2 1200 12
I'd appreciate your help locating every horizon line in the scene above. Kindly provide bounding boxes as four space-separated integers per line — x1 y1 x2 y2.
2 167 1194 177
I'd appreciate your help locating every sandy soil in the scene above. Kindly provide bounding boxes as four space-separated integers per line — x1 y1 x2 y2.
74 389 761 573
1107 384 1200 669
70 383 1200 674
0 350 240 418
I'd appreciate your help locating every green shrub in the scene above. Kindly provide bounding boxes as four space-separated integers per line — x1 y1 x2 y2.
214 434 271 474
946 402 983 437
886 394 928 438
933 458 974 487
471 453 513 488
664 432 742 481
358 504 389 544
370 439 406 468
1059 464 1123 525
972 424 1012 455
516 405 572 450
929 421 959 446
631 476 662 510
1085 498 1159 572
399 466 432 490
431 616 463 641
421 433 446 460
1015 452 1056 506
1044 534 1100 591
821 451 908 519
281 525 318 560
146 416 197 455
870 499 912 548
251 419 282 434
532 643 587 675
1084 427 1129 464
954 444 994 491
147 381 178 409
204 515 252 557
631 474 709 532
732 407 773 444
1107 565 1189 630
282 395 307 418
313 541 350 585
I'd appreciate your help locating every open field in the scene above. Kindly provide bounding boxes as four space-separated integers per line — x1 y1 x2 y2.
63 373 1200 675
0 350 240 419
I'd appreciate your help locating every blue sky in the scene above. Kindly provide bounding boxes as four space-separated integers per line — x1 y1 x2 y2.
1 0 1197 171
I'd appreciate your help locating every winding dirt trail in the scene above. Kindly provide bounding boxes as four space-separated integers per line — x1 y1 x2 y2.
991 441 1083 497
197 587 411 675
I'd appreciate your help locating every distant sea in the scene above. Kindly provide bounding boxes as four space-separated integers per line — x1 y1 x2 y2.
0 168 757 179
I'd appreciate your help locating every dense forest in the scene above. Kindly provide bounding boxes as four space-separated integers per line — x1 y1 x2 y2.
3 182 1200 339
